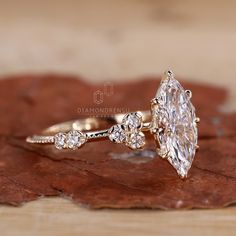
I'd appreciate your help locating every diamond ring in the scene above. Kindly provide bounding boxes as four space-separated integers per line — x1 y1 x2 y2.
26 70 199 178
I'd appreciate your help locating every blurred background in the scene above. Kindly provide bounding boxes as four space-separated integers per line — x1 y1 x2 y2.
0 0 236 112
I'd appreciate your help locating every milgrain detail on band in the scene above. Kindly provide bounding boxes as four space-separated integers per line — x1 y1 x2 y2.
26 135 54 144
87 130 109 139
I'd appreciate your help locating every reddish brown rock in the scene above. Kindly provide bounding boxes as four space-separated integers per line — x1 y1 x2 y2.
0 74 235 209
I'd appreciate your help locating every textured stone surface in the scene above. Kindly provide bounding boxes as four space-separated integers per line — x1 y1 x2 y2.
0 74 235 209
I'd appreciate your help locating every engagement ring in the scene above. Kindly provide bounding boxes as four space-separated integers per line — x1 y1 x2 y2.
26 70 199 178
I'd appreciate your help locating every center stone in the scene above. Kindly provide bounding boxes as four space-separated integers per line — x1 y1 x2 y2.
151 77 198 178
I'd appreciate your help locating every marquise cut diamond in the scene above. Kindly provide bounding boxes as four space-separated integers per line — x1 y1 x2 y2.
152 76 198 177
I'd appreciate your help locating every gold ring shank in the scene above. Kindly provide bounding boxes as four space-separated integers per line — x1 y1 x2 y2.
26 111 151 145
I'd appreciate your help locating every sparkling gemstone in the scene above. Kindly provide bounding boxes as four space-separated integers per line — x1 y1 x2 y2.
54 132 66 149
109 124 126 143
127 131 145 149
122 112 142 130
66 130 86 149
152 77 198 177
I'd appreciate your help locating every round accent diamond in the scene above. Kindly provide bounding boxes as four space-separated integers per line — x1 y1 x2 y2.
66 130 86 149
108 124 126 143
54 132 66 149
122 112 142 130
127 131 145 149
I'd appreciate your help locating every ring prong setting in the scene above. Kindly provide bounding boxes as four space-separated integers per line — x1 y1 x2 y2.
151 98 159 106
185 90 192 99
157 148 169 159
161 70 174 83
195 145 200 152
195 117 200 123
